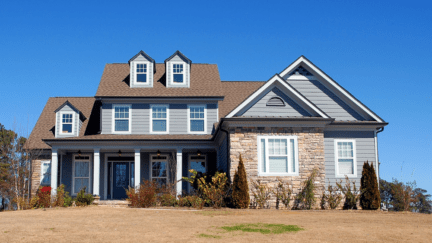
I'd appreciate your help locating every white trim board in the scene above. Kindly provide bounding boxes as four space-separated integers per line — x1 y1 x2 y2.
279 56 384 123
226 75 329 118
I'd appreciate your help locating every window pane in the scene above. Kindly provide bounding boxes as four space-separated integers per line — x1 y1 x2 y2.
268 139 274 155
190 161 206 174
137 74 147 82
41 163 51 185
190 120 204 131
173 74 183 83
130 163 134 187
74 178 89 194
115 120 129 131
261 139 266 173
338 159 354 174
62 124 72 133
152 162 167 177
269 157 288 173
75 162 89 177
115 164 127 187
153 120 166 132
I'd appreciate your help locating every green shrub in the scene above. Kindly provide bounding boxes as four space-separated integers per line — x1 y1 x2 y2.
53 185 66 207
184 170 229 208
159 194 177 207
64 193 73 207
337 176 360 210
360 161 380 210
274 179 292 210
75 187 94 206
126 180 158 208
324 183 343 209
294 168 319 210
232 154 250 209
177 195 204 209
251 180 271 209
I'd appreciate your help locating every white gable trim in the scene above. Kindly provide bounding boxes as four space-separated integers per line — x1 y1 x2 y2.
226 75 329 118
280 56 384 123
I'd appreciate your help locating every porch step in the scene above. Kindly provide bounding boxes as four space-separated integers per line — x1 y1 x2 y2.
94 200 131 207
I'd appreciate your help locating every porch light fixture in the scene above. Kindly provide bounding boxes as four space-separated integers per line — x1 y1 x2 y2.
118 150 122 157
197 150 202 157
157 150 161 157
78 150 82 156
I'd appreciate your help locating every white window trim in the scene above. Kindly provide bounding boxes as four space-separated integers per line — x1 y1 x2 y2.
40 160 51 186
150 104 169 134
257 135 299 177
187 104 207 134
58 111 75 136
334 139 357 178
149 154 169 182
170 62 186 86
131 61 151 87
72 154 92 196
112 104 132 134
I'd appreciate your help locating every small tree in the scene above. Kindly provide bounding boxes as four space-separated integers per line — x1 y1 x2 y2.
250 179 271 209
232 154 249 209
337 176 361 210
274 179 292 209
294 168 319 210
360 161 381 210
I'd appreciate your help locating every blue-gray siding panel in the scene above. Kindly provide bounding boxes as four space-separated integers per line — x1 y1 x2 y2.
239 87 311 117
141 152 150 182
61 153 73 195
101 103 112 134
217 134 228 172
287 79 364 121
324 131 377 187
131 104 150 134
170 104 188 134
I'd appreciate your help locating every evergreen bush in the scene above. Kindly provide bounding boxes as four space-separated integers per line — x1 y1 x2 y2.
75 187 94 206
232 154 250 209
360 161 381 210
294 168 318 210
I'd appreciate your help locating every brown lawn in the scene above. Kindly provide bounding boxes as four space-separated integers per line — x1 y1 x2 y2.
0 206 431 242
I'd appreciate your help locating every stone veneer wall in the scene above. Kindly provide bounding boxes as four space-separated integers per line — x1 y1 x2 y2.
31 159 42 196
229 127 325 209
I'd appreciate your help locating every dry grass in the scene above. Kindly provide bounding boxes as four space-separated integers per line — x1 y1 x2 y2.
0 206 431 242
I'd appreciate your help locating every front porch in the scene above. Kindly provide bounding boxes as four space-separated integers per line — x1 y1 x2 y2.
48 147 219 200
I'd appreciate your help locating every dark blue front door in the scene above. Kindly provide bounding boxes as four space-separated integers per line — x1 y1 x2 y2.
113 162 129 199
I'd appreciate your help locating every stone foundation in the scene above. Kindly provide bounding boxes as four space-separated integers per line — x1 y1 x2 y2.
229 126 325 209
31 159 42 196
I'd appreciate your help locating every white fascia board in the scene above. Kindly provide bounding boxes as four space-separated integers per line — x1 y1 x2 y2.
280 57 384 123
226 75 329 118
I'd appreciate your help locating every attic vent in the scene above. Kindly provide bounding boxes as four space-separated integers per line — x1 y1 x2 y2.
289 66 312 76
266 97 285 106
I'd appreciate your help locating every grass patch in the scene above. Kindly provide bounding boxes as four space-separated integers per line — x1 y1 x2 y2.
198 233 222 239
221 223 303 235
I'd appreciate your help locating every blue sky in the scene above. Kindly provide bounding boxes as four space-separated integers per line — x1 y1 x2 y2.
0 1 431 193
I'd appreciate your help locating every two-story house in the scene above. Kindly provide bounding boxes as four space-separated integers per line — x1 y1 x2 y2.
26 51 387 202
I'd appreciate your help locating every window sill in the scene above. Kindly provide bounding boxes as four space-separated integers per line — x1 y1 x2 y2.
258 172 299 177
335 174 357 178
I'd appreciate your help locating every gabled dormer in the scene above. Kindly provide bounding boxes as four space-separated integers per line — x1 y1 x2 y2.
164 50 191 88
54 101 85 138
129 50 156 88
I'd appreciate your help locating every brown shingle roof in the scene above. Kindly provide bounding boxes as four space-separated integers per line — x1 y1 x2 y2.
26 97 96 150
219 81 266 118
95 63 224 97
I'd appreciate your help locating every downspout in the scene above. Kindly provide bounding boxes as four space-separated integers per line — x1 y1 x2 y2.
220 124 231 181
375 127 384 189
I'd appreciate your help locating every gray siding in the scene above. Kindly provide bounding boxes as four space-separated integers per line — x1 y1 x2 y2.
140 152 150 182
56 105 79 137
286 78 364 121
166 55 190 88
239 87 311 117
60 153 73 195
217 134 228 172
101 102 218 135
324 131 377 188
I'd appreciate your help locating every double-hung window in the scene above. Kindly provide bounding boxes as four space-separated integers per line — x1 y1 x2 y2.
136 63 147 83
188 105 206 133
258 136 298 176
335 139 357 177
151 155 168 186
61 113 73 134
73 155 91 195
40 160 51 186
151 105 169 133
172 64 184 83
113 105 131 133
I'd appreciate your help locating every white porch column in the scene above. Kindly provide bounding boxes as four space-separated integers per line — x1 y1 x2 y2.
176 148 183 196
134 149 141 189
51 148 58 197
93 148 100 196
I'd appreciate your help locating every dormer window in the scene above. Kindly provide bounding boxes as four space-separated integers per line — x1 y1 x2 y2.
61 113 74 134
173 64 184 83
136 63 147 83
